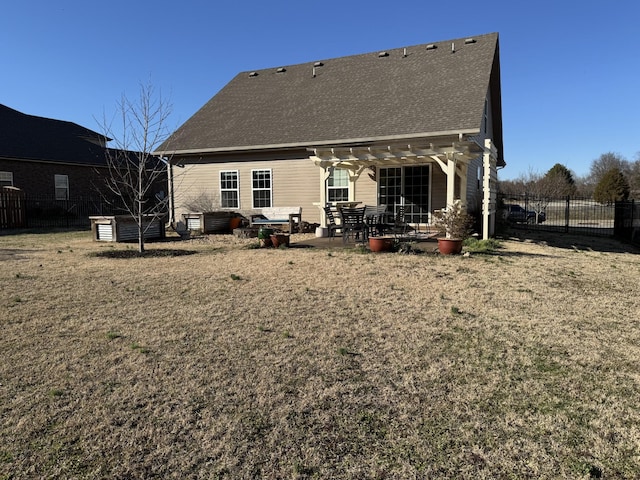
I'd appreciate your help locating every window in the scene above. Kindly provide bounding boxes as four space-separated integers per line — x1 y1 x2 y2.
54 174 69 200
0 171 13 187
327 168 349 202
252 169 272 208
220 170 239 208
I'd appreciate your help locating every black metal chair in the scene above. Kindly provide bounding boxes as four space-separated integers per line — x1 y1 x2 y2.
339 206 368 244
323 206 342 239
387 206 412 238
365 205 389 237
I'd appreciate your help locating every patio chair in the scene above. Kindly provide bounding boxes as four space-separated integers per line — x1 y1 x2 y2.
339 206 368 244
365 205 389 237
387 206 412 238
323 206 342 239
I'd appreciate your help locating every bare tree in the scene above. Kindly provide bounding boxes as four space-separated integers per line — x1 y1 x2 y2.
628 153 640 199
589 152 630 185
98 83 173 253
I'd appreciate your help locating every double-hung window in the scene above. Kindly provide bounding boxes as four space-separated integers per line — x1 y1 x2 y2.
0 171 13 187
54 174 69 200
252 169 272 208
220 170 239 208
327 168 349 202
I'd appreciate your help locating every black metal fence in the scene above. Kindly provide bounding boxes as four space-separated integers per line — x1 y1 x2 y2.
498 194 616 237
1 194 117 230
614 200 640 247
498 194 640 246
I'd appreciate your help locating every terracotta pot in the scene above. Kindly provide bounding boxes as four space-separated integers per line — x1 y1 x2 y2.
369 236 394 252
270 234 290 248
437 238 463 255
229 217 242 230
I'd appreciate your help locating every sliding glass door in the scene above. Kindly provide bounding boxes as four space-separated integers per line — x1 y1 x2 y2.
379 165 431 223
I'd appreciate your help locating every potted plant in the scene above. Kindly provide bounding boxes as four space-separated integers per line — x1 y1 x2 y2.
432 200 473 255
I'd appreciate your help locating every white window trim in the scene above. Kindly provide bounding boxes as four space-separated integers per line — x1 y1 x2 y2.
54 174 69 200
251 169 272 208
0 171 13 187
219 170 240 209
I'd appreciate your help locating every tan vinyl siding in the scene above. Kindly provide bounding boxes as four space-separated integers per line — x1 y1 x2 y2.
354 171 377 206
431 167 447 211
174 157 322 226
465 155 485 213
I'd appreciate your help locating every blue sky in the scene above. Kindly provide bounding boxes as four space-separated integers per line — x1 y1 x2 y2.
2 0 639 180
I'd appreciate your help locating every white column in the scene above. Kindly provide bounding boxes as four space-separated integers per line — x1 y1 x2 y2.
446 156 457 206
482 139 497 240
318 165 330 227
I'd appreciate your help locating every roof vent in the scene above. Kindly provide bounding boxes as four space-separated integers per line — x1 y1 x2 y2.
402 47 407 57
426 44 437 50
249 72 258 77
314 61 324 67
378 51 389 57
276 67 286 73
464 38 477 44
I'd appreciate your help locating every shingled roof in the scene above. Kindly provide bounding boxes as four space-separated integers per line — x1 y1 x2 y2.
160 32 502 163
0 104 110 166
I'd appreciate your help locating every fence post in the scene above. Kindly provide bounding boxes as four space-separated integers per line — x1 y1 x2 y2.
564 196 570 233
633 200 637 244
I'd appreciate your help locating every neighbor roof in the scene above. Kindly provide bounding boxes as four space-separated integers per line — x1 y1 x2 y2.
0 104 110 166
160 32 502 161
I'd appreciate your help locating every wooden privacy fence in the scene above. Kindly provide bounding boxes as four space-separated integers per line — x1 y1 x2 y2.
0 187 26 229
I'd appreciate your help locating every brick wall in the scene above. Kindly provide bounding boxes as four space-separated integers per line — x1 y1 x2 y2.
0 159 109 198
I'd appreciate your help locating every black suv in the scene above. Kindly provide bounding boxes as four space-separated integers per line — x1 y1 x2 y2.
506 204 546 224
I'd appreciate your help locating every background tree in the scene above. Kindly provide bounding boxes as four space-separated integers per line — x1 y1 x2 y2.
589 152 629 185
593 167 630 204
99 83 173 253
539 163 577 197
628 152 640 199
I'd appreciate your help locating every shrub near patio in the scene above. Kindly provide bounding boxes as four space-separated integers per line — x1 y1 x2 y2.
1 231 640 478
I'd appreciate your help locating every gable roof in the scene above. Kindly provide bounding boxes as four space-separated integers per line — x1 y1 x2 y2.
0 104 111 166
160 32 502 164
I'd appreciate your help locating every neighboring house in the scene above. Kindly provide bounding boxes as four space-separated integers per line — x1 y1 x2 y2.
156 32 505 238
0 104 168 229
0 104 111 199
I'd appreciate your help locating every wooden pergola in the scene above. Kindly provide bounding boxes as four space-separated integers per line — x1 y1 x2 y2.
309 134 499 239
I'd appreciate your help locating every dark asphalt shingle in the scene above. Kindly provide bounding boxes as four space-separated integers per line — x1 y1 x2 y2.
162 32 502 156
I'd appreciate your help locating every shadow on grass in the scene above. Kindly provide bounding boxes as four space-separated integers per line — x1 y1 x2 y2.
89 249 198 259
500 228 639 254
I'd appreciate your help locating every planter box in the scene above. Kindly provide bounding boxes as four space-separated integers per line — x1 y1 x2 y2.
90 215 165 242
183 211 232 234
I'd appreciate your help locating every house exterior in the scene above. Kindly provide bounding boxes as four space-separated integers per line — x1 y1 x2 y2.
156 32 505 238
0 104 113 199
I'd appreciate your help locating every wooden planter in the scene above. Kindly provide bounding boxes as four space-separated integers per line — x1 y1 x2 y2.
368 236 395 252
90 215 165 242
183 211 232 234
437 238 463 255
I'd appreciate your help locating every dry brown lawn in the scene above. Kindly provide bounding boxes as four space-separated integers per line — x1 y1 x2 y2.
1 230 639 479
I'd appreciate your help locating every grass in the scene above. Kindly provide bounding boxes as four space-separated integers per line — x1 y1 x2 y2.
1 230 640 478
